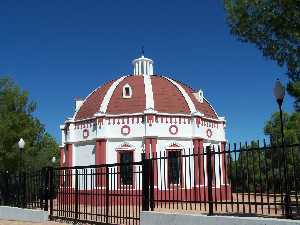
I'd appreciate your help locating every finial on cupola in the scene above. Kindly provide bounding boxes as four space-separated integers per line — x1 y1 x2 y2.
132 48 154 76
141 46 145 57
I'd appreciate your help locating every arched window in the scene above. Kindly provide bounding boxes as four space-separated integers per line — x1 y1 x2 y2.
116 143 135 187
122 84 132 98
168 150 182 185
165 143 184 187
120 151 133 185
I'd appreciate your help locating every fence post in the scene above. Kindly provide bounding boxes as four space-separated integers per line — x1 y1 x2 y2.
284 186 291 218
40 168 45 210
75 168 79 221
49 167 54 217
22 171 27 208
3 172 8 205
18 170 25 208
282 144 291 219
105 166 109 224
149 158 154 211
206 146 214 216
142 157 150 211
44 167 49 211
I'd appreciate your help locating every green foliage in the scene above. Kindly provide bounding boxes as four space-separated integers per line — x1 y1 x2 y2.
287 81 300 111
229 141 268 193
224 0 300 110
221 0 300 189
0 76 59 173
264 111 300 144
229 113 300 193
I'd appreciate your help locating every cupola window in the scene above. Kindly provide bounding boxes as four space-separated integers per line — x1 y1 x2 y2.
125 87 130 96
122 84 132 98
193 89 204 103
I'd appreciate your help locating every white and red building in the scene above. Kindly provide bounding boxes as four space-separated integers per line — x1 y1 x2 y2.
59 54 228 198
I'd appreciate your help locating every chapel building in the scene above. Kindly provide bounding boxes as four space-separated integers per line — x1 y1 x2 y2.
60 54 227 191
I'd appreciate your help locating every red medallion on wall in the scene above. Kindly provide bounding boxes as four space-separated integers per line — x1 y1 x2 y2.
206 129 212 138
83 129 89 139
121 125 131 136
169 125 178 135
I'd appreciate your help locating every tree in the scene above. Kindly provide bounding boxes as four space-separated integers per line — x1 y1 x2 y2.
287 81 300 111
224 0 300 110
264 111 300 192
264 111 300 144
0 77 59 173
229 112 300 194
229 141 268 193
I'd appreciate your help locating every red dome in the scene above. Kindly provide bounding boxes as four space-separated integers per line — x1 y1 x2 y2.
74 75 218 121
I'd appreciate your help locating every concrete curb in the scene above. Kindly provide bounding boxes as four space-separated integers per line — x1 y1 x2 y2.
141 211 300 225
0 206 49 223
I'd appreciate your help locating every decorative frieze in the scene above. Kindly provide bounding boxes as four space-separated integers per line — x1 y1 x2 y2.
97 117 104 128
70 115 224 131
74 119 96 130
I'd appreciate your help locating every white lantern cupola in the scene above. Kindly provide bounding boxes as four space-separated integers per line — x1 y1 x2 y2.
132 52 154 76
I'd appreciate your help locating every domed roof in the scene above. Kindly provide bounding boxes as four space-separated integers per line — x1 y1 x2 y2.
74 74 218 121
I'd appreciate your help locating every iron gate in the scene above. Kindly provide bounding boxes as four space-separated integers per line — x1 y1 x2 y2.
49 158 154 225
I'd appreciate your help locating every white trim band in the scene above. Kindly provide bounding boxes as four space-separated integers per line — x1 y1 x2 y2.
144 75 155 110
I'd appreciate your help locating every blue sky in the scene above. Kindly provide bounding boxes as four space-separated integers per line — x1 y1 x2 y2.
0 1 294 144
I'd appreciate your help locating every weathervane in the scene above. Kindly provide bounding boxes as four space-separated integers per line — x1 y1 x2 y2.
141 46 144 56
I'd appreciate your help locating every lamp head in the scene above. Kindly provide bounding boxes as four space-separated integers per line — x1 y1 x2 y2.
273 79 285 105
18 138 25 149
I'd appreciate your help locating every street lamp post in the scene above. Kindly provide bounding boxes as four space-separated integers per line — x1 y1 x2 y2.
18 138 25 172
273 79 291 218
49 156 56 207
17 138 25 208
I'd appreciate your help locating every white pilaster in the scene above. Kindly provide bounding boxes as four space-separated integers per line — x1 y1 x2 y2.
143 61 146 74
139 61 142 75
144 75 155 109
150 63 153 75
147 62 150 75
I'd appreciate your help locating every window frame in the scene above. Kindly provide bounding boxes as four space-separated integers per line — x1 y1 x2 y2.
122 84 132 98
117 150 135 188
166 149 183 188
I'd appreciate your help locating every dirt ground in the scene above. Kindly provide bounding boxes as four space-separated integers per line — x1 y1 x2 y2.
0 220 69 225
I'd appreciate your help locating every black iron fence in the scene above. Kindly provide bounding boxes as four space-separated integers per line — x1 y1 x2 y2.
0 142 299 225
50 161 145 225
0 169 48 209
150 142 300 219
